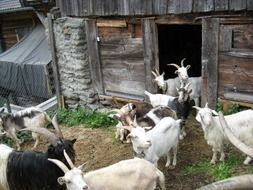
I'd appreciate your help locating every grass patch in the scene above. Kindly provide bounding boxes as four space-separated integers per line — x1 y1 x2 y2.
51 107 117 128
0 131 32 148
183 156 240 180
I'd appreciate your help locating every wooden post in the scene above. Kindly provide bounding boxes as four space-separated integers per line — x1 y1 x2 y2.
142 17 159 93
47 12 63 109
201 17 219 109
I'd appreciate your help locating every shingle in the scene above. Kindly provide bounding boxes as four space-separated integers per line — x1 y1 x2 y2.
0 0 22 11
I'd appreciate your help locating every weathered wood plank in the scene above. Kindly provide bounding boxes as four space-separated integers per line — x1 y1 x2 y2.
142 18 159 93
85 19 104 94
232 24 253 49
229 0 247 10
193 0 214 12
215 0 229 11
201 17 219 108
153 0 168 14
219 25 232 51
247 0 253 10
169 0 192 14
118 0 129 15
97 20 127 28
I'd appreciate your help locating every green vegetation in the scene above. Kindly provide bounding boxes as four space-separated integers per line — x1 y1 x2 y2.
215 100 245 115
0 132 32 148
51 107 117 128
183 156 241 180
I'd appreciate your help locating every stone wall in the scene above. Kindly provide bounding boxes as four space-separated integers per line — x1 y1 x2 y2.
53 17 98 109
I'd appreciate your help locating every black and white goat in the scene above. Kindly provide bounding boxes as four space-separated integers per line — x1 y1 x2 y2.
0 107 52 150
0 115 76 190
144 90 194 139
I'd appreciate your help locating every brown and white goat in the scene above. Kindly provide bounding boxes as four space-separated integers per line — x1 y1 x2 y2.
0 107 52 150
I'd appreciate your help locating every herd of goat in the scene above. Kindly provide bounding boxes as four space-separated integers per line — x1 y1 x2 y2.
0 58 253 189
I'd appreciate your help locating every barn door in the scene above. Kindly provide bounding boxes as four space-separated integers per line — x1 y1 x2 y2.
86 19 146 100
218 17 253 105
202 16 253 108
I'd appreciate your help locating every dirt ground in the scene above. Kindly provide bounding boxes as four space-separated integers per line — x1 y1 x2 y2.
22 113 250 190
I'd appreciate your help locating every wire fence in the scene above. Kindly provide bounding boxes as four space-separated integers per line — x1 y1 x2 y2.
0 63 56 113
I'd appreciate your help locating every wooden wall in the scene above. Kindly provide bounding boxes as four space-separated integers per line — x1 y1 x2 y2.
218 18 253 103
0 11 35 51
57 0 253 17
97 20 145 99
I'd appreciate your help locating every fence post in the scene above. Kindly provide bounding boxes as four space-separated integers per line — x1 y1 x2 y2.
47 11 63 109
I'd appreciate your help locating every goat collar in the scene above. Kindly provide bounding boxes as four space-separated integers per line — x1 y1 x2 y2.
133 150 145 158
162 82 168 94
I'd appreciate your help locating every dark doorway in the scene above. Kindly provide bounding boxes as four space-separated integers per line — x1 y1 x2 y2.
158 25 202 79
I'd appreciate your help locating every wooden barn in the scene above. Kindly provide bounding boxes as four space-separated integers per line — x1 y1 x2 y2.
53 0 253 109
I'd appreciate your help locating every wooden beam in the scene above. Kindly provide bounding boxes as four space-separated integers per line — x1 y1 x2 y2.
85 19 104 94
142 18 159 94
201 17 219 109
97 20 127 28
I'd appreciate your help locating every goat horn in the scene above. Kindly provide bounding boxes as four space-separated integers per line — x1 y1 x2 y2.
48 158 69 174
192 106 201 111
151 71 158 77
167 63 180 69
205 102 209 108
218 112 253 158
196 174 253 190
20 127 59 146
52 114 64 139
155 69 160 76
64 149 75 169
180 58 186 67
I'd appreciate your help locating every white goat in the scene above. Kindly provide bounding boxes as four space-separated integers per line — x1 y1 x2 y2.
152 69 180 96
83 158 165 190
126 117 182 168
51 151 165 190
167 58 202 106
193 103 253 164
0 107 52 150
167 58 190 84
48 150 88 190
144 91 175 107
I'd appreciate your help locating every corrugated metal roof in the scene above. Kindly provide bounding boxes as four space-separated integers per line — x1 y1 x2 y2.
0 0 22 11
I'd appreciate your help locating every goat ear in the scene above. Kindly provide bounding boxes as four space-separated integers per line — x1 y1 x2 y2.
212 110 218 116
0 108 5 113
175 70 179 74
195 114 201 122
71 138 77 144
78 163 86 172
161 72 165 76
188 89 192 94
126 133 135 139
57 177 65 185
186 65 191 70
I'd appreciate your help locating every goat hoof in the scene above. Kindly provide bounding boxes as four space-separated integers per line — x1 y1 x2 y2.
210 160 216 164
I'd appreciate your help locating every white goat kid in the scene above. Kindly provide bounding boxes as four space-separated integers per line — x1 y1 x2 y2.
194 103 253 164
126 117 182 168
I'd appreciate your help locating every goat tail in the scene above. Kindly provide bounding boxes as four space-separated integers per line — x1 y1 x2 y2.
156 169 166 190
